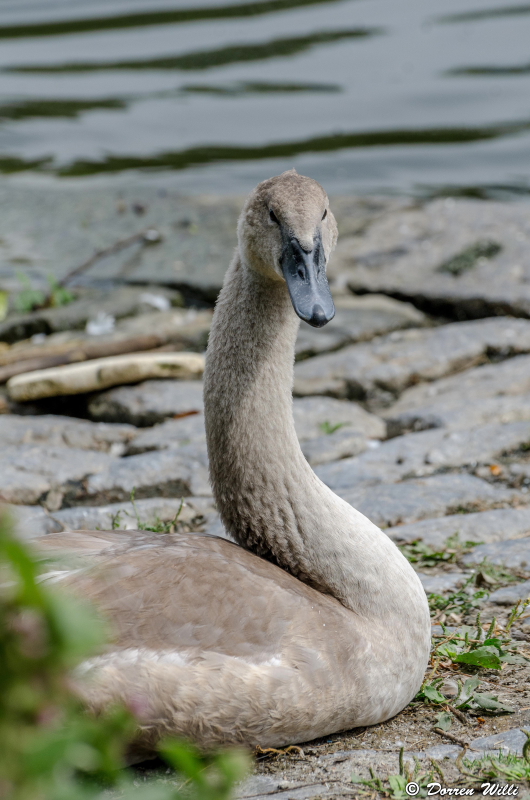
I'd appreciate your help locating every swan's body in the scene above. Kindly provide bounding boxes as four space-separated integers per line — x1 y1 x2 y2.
35 172 430 754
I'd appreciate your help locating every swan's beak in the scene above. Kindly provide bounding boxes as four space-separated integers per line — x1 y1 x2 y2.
280 233 335 328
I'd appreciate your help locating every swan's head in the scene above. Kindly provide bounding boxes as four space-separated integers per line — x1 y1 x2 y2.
238 170 338 328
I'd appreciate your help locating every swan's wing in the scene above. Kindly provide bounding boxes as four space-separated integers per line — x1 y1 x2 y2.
29 530 387 749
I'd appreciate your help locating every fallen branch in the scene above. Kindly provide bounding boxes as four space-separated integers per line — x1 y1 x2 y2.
432 728 469 747
57 228 159 288
7 351 204 401
0 333 169 383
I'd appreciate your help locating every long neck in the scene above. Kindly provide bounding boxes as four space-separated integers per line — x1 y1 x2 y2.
204 252 427 623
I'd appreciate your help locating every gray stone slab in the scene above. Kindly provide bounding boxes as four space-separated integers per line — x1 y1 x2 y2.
127 414 206 454
292 396 386 441
469 728 529 756
8 504 62 538
385 508 530 549
295 294 427 360
112 307 212 351
82 445 210 505
0 444 115 506
0 184 242 304
383 354 530 435
293 318 530 405
301 429 368 466
88 379 204 426
416 571 468 595
0 414 136 454
489 580 530 606
462 537 530 569
336 474 518 529
128 397 385 461
50 497 217 534
330 197 530 319
0 285 183 342
315 421 530 492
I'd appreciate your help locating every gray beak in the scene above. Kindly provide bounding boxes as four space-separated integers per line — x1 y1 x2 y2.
280 232 335 328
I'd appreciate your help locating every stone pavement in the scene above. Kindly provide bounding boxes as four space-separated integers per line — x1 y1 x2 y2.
2 188 530 797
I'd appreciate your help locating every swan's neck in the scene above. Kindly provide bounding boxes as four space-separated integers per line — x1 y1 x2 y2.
204 253 427 623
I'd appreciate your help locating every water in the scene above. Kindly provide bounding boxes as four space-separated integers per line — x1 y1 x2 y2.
1 0 530 197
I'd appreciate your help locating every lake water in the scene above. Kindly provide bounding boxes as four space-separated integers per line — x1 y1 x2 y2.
1 0 530 197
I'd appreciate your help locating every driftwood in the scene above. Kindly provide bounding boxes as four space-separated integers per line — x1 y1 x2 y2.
0 333 172 383
7 352 205 402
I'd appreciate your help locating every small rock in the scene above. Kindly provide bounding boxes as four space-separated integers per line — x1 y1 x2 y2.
416 572 467 595
469 728 529 757
489 580 530 605
462 537 530 569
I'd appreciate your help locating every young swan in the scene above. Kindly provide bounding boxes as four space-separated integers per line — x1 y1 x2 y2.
40 171 431 755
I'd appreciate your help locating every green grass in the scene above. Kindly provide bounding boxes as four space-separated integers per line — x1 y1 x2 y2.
0 510 248 800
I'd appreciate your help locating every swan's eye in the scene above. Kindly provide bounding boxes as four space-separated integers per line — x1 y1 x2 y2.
269 209 280 224
322 209 327 221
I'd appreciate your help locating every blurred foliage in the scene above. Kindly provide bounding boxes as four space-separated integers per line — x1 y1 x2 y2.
0 510 249 800
13 273 75 313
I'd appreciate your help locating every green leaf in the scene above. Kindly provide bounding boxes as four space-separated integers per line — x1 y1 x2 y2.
500 653 529 665
435 711 453 731
421 684 447 704
454 647 502 670
482 638 503 649
388 774 408 797
472 693 514 713
0 290 8 321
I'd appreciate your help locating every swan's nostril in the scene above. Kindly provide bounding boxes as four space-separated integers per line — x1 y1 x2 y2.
297 268 305 280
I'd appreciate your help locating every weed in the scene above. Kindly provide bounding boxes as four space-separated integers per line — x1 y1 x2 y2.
462 738 530 785
13 272 46 312
319 420 348 435
428 574 489 619
47 276 75 307
130 487 185 533
351 747 442 798
399 533 478 568
438 240 502 276
12 273 75 314
0 509 248 799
